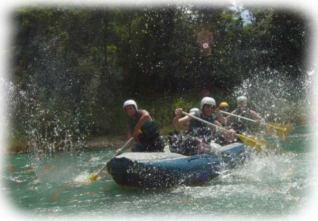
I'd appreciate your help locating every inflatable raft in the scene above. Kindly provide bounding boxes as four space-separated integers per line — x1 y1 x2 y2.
106 142 249 189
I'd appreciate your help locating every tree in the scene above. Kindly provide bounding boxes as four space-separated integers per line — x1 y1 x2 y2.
248 8 310 77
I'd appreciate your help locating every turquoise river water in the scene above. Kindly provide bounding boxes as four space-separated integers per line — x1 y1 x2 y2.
1 125 317 220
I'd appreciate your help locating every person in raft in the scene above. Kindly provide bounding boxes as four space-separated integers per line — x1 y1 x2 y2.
169 97 236 155
123 99 165 152
226 95 265 134
217 101 230 126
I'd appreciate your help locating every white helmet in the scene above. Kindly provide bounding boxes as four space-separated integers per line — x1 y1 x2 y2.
123 99 138 110
200 97 216 109
237 96 247 102
190 108 199 113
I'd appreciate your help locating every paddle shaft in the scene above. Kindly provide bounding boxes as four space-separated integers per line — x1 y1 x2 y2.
220 110 259 123
114 136 134 156
220 110 286 131
182 111 265 151
182 111 227 133
94 137 134 176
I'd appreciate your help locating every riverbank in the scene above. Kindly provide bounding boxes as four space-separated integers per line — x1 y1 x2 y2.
83 136 127 150
5 139 28 155
4 136 126 156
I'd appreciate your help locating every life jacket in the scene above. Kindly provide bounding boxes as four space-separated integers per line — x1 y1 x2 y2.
127 110 159 142
231 108 251 133
188 110 217 139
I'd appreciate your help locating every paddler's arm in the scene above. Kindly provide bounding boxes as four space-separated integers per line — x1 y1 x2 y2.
215 107 227 126
212 120 222 134
132 110 151 137
250 110 265 124
214 120 235 139
172 108 192 127
225 110 235 123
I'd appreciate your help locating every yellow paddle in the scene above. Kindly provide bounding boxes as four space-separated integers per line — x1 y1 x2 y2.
182 111 268 152
265 122 294 136
235 134 267 152
88 137 134 182
220 110 293 136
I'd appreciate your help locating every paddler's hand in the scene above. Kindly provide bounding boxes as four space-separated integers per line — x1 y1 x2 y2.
223 129 236 140
132 129 140 138
229 129 236 137
256 118 265 125
175 108 183 118
215 108 223 118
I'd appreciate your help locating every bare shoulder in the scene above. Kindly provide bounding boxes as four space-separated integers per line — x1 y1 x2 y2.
140 109 149 114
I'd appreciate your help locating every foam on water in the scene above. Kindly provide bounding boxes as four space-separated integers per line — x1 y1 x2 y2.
1 138 313 219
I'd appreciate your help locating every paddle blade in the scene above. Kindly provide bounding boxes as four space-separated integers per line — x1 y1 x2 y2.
237 134 267 152
266 122 294 136
88 174 98 182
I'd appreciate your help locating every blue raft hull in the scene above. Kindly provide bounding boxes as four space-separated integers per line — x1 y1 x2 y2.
106 142 249 188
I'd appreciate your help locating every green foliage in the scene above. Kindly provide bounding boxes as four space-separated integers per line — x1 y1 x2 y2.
0 121 12 142
8 139 28 154
8 4 310 148
173 97 194 111
247 8 309 71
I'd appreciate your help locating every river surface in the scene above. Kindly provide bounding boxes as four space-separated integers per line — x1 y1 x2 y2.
1 125 317 220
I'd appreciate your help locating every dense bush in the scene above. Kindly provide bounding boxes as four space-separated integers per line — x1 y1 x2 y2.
8 3 311 151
